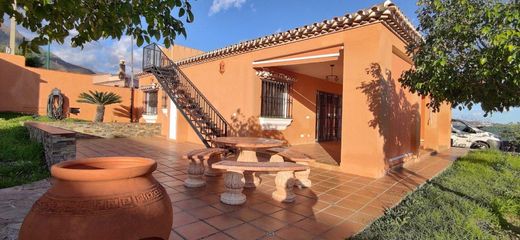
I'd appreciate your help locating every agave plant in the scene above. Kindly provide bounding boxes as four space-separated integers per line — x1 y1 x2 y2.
77 91 122 122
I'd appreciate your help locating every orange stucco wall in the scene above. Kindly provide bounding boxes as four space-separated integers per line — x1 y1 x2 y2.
0 53 132 122
159 22 451 178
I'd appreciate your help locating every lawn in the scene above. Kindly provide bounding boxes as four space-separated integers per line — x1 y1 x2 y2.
352 150 520 240
0 112 82 188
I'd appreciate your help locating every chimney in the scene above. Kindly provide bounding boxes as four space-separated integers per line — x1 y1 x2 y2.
118 60 126 85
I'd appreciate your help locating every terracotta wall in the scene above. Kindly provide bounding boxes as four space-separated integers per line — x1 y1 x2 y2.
339 23 431 177
137 22 452 177
174 31 348 145
0 53 132 122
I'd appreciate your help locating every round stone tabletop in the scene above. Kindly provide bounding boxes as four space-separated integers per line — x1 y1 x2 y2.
212 137 284 149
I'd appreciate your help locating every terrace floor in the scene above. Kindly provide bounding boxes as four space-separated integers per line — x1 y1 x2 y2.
1 137 467 240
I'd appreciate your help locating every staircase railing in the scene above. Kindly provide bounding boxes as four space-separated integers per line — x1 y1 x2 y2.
142 43 230 146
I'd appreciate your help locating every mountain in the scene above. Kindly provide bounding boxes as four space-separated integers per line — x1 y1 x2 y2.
0 25 96 74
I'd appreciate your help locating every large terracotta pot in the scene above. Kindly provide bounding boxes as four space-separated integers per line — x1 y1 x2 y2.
19 157 173 240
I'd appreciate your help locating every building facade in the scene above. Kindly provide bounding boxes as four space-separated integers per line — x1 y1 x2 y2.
137 1 452 178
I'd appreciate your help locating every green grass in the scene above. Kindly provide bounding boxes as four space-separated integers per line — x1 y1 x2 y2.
0 112 84 188
352 150 520 240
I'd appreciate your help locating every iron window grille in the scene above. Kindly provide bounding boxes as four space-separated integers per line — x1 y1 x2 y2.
260 79 293 118
161 90 168 109
143 90 158 115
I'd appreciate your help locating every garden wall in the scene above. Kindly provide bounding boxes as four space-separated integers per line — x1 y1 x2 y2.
25 122 76 168
46 122 161 138
0 53 134 123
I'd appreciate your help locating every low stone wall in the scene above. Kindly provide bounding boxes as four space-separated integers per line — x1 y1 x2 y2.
25 122 76 168
45 122 161 138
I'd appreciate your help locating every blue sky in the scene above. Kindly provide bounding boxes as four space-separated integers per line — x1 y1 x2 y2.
9 0 519 124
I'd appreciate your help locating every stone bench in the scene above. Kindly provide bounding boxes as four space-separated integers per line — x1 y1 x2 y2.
212 160 309 205
266 148 314 188
182 148 228 188
24 122 76 168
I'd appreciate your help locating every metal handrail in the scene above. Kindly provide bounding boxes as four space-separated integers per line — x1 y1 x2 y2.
143 43 230 138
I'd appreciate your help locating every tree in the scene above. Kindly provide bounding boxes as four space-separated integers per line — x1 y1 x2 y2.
25 54 43 67
400 0 519 114
77 91 122 122
0 0 194 52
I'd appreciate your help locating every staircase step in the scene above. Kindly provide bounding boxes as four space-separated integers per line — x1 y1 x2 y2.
145 45 229 148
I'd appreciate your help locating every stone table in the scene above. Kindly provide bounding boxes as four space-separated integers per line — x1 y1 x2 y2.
212 137 284 187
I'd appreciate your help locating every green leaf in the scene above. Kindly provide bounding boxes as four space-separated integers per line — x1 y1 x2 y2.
136 35 144 46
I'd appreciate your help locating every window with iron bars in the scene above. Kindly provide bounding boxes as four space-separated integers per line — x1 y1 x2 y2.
161 90 168 109
260 79 293 118
143 91 158 115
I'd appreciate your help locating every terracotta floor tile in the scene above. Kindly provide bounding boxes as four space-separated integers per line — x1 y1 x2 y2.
169 192 193 202
348 212 378 225
73 137 465 240
311 200 331 212
172 211 198 228
176 221 219 240
312 212 345 226
171 205 183 213
359 205 385 217
210 202 243 213
228 208 264 222
250 215 288 232
321 205 356 219
205 214 244 230
174 198 209 209
316 193 343 204
343 193 374 203
324 188 350 198
275 226 315 240
336 198 367 211
168 230 183 240
201 232 234 240
320 220 365 240
270 210 306 223
285 204 317 217
224 223 265 240
292 218 333 234
250 202 283 215
189 206 223 219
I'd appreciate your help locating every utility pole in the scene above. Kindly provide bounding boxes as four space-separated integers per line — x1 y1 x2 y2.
9 0 17 55
129 36 135 122
46 39 50 69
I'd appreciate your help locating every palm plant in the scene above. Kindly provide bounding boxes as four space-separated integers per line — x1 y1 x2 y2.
77 91 122 122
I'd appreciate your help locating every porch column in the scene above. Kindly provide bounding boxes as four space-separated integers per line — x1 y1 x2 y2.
339 23 393 178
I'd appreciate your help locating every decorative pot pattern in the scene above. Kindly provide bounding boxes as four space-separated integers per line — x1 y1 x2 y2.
19 157 173 240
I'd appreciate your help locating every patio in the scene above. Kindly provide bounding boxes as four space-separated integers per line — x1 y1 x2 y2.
1 137 466 240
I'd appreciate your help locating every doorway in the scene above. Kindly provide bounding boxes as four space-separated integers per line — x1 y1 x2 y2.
316 91 342 142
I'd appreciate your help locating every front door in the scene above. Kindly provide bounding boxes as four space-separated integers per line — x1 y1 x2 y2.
316 91 342 142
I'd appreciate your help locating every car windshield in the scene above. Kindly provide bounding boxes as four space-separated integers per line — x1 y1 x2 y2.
452 121 468 132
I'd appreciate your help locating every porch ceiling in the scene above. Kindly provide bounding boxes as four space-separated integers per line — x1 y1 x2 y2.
278 58 343 84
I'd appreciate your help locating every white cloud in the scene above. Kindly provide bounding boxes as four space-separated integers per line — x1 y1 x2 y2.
209 0 246 16
51 35 143 74
274 28 283 33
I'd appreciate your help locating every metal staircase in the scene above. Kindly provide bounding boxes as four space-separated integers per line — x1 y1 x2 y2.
142 43 229 147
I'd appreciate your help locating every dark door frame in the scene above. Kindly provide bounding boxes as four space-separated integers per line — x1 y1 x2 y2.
316 91 342 142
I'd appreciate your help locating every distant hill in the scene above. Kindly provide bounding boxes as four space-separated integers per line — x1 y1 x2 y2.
0 25 96 74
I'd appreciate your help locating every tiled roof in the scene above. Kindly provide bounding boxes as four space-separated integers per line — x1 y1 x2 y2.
176 0 420 67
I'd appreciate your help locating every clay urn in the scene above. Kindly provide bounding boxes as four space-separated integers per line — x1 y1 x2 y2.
19 157 173 240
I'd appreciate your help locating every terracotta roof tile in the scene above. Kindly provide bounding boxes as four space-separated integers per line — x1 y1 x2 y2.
176 1 420 67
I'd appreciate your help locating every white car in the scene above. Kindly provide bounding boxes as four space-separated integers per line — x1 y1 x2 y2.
451 119 501 149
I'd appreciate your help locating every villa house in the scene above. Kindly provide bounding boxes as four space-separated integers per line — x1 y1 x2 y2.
136 1 452 178
0 1 451 178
